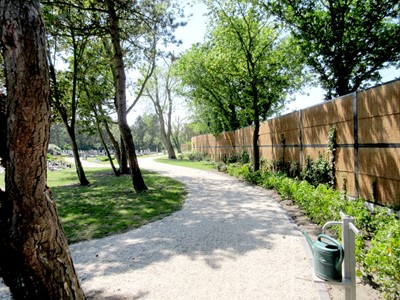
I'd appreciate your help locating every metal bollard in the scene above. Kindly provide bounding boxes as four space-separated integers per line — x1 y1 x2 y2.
321 212 360 300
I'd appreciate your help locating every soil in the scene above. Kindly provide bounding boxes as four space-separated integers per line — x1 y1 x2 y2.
274 192 383 300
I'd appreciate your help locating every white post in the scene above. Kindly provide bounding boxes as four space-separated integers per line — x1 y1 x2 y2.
340 212 359 300
322 213 359 300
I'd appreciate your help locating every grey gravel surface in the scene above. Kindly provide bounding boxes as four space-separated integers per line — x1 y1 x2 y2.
0 157 326 299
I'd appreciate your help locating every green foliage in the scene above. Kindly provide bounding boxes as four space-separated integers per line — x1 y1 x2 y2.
268 158 299 178
131 113 163 152
175 1 307 135
95 156 110 162
222 161 399 297
48 143 62 155
327 125 337 186
268 0 400 99
222 150 250 165
226 163 260 184
188 152 209 162
363 220 400 299
301 154 333 187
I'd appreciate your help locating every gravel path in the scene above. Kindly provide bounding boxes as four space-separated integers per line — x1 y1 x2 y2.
0 157 328 299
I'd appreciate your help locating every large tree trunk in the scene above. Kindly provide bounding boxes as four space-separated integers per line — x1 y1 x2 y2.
0 1 85 298
0 94 6 168
107 0 147 192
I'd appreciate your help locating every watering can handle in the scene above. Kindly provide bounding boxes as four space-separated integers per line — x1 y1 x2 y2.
318 234 344 269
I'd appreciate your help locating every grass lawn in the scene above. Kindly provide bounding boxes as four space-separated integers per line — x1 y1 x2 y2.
0 167 186 244
154 157 218 171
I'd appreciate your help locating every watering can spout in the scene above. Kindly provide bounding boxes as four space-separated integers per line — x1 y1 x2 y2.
302 230 314 255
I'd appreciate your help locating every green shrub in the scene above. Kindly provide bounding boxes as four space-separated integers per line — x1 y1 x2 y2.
48 143 62 155
47 153 56 161
222 153 239 164
301 154 333 187
96 156 109 162
363 219 400 299
188 152 203 161
217 163 228 172
239 150 250 164
343 198 373 235
223 162 399 297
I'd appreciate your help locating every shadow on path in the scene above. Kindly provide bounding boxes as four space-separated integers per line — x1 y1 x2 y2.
71 167 299 279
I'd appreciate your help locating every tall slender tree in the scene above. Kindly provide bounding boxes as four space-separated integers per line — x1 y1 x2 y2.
44 2 98 185
106 0 148 191
0 0 85 298
144 57 178 159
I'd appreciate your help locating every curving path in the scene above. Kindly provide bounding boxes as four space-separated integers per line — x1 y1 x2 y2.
0 157 328 299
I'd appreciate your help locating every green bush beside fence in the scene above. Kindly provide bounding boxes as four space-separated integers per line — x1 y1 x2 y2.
224 163 399 299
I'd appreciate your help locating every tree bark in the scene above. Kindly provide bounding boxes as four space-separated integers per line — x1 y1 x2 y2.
99 111 128 174
106 0 147 192
0 93 6 168
67 126 90 186
93 105 119 176
164 70 177 159
251 80 260 172
155 101 176 159
119 136 129 174
0 1 85 298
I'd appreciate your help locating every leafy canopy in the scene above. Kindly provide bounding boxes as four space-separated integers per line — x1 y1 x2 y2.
266 0 400 99
175 1 306 134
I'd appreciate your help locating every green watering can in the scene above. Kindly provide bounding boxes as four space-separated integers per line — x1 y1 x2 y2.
303 231 344 282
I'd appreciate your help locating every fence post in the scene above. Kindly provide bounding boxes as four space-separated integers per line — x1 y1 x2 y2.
299 109 303 171
352 92 359 199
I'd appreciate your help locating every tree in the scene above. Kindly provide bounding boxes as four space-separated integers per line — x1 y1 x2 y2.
95 37 128 174
171 116 184 153
177 1 306 171
131 113 163 151
0 1 85 298
106 0 148 191
77 37 121 175
105 0 185 191
44 2 96 185
43 0 185 191
266 0 400 99
175 43 247 134
144 57 178 159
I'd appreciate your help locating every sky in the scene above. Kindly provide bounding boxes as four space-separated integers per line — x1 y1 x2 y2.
165 2 399 115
